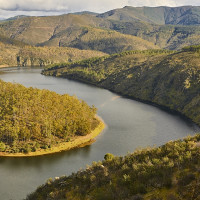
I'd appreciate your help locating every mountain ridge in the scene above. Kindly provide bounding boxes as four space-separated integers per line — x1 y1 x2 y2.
97 5 200 25
1 6 200 52
0 14 158 54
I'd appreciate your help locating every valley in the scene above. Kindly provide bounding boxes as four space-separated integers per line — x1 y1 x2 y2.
0 4 200 200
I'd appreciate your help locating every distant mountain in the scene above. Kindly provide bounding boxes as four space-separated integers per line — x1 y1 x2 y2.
109 20 200 50
98 6 200 25
72 11 98 15
38 26 158 54
5 15 28 21
96 6 200 50
0 14 111 46
1 6 200 53
0 14 158 54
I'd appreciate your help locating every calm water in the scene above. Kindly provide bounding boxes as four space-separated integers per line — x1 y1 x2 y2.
0 67 199 200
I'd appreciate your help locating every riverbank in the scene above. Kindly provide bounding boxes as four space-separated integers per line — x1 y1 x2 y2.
45 74 200 129
42 50 200 128
0 64 9 68
0 116 105 157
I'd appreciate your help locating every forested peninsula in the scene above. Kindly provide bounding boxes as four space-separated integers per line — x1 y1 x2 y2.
43 47 200 127
0 80 104 156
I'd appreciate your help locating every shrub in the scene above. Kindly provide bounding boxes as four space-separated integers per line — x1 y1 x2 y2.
104 153 115 161
178 173 195 186
0 142 6 152
24 144 32 153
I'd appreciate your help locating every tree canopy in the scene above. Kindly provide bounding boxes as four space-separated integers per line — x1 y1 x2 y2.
0 80 97 153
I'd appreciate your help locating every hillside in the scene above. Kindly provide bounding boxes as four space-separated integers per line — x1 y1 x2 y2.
16 46 107 67
0 36 107 67
43 48 200 127
98 6 200 25
1 8 200 52
97 6 200 50
40 26 158 54
109 21 200 50
0 14 158 54
0 14 112 46
26 133 200 199
0 80 103 155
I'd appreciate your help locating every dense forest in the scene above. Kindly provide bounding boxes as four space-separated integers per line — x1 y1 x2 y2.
26 134 200 199
0 80 98 154
43 47 200 127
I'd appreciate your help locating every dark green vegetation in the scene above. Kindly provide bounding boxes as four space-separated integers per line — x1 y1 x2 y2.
26 134 200 200
0 80 97 154
43 48 200 126
1 6 200 53
0 35 106 67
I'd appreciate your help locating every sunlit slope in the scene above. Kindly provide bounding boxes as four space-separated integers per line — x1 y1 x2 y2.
0 14 158 54
39 26 159 54
0 35 107 67
0 14 110 45
0 80 100 155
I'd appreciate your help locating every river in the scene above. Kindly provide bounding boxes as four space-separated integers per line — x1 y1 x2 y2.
0 67 199 200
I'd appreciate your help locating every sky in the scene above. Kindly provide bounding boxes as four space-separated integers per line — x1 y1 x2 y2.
0 0 200 19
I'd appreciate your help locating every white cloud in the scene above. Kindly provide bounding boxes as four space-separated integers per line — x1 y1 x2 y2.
127 0 198 7
127 0 176 7
0 0 128 12
0 0 199 19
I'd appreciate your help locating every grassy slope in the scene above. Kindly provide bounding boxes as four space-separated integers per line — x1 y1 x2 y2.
0 14 158 54
0 36 107 67
1 11 200 52
43 49 200 126
42 26 159 54
26 134 200 200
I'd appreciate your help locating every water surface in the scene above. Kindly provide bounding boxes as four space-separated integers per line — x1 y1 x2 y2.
0 67 199 200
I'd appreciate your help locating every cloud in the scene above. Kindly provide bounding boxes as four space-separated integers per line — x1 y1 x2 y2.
0 0 70 12
127 0 176 7
0 0 199 12
0 0 199 19
127 0 198 7
0 0 128 12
